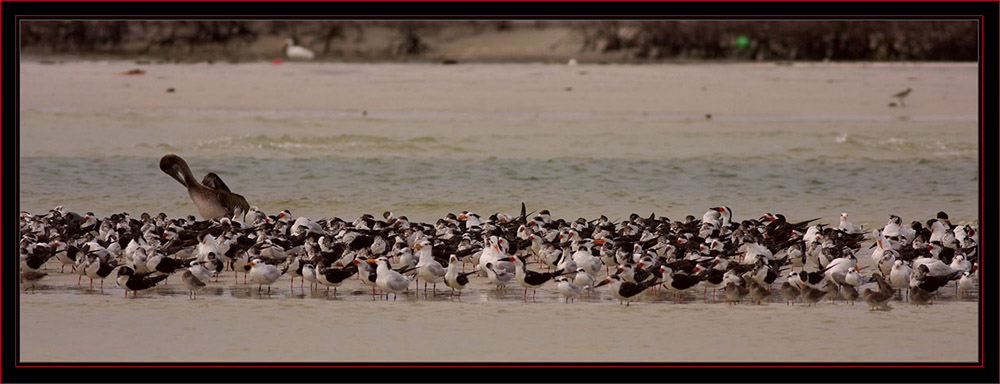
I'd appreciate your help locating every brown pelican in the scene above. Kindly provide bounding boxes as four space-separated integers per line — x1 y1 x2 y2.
159 153 250 221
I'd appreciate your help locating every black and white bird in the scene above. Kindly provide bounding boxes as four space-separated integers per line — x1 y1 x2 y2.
594 274 658 306
659 266 702 303
116 266 168 298
444 255 477 298
512 255 564 301
316 262 358 297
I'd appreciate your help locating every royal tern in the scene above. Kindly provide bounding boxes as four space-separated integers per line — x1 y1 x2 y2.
366 257 413 301
247 258 284 295
556 276 586 303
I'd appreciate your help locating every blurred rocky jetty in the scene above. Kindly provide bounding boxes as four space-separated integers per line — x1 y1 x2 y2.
19 20 978 62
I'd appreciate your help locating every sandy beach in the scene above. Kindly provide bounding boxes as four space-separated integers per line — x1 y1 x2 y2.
17 60 980 365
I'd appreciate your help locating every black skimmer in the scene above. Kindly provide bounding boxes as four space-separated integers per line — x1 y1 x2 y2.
85 255 119 292
512 256 564 301
283 256 306 289
444 255 477 298
116 266 168 298
53 240 79 273
301 263 320 292
352 258 379 297
145 251 186 282
316 263 358 297
692 260 727 301
594 275 658 306
909 286 935 306
556 276 586 303
659 266 702 303
247 258 284 295
159 153 250 221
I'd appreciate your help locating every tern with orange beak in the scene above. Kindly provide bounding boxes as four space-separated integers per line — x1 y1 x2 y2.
413 239 447 295
247 258 283 295
366 257 413 301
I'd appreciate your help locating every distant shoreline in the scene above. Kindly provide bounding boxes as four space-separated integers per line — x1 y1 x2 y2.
19 20 979 64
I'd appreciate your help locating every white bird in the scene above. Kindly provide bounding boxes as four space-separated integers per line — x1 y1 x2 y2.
949 254 971 273
556 276 585 303
957 271 976 299
913 256 962 279
413 240 446 295
571 239 604 276
928 219 955 247
573 268 596 295
882 215 915 248
888 260 912 299
839 212 863 235
291 216 325 237
702 206 733 232
367 257 413 301
188 260 215 283
484 260 516 290
247 258 284 295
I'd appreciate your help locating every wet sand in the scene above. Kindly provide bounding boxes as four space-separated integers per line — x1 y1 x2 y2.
18 257 980 363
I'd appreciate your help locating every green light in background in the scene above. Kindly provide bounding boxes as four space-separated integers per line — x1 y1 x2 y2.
735 35 750 49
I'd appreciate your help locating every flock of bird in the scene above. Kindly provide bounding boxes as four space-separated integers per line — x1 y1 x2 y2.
19 203 979 309
18 154 979 308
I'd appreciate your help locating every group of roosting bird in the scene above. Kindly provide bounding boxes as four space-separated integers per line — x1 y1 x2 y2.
18 154 980 309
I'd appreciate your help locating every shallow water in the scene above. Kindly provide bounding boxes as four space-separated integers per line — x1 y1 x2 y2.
17 258 981 363
17 61 981 363
18 108 979 227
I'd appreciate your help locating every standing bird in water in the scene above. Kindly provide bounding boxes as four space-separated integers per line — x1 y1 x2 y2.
159 154 250 221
